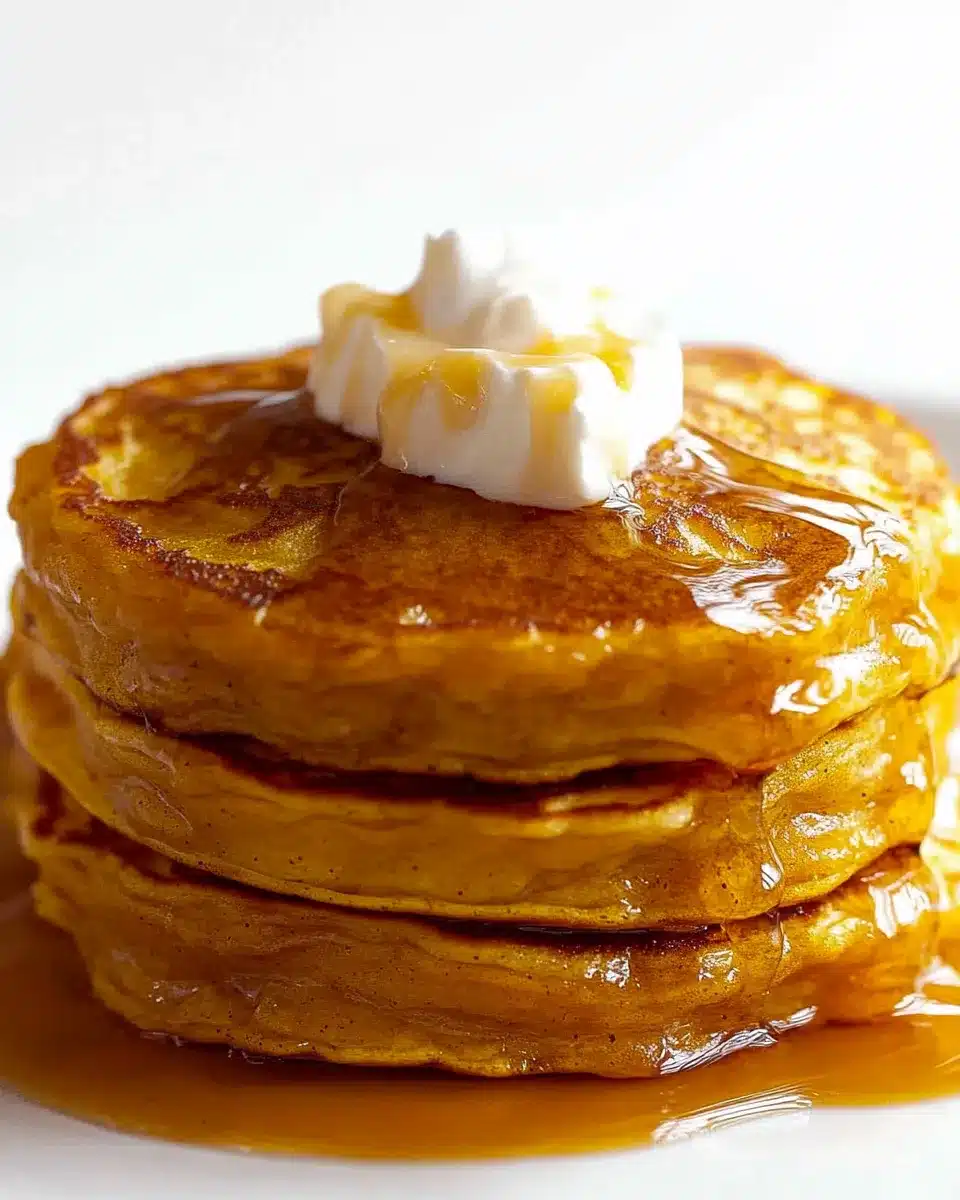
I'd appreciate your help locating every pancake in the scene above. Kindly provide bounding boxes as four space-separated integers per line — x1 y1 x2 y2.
11 346 960 781
9 750 940 1079
9 625 956 928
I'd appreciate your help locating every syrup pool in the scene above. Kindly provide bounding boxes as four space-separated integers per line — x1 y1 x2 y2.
3 814 960 1160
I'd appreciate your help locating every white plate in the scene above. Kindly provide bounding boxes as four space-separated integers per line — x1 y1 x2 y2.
2 403 958 1200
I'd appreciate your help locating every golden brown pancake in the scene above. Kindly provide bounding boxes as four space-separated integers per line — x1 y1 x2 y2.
9 750 940 1078
11 347 960 781
9 625 956 928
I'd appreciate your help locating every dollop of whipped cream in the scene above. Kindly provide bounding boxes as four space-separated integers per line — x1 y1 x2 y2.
307 230 683 509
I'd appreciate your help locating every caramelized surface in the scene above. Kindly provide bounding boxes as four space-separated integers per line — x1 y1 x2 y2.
11 346 960 779
9 627 955 928
10 751 940 1078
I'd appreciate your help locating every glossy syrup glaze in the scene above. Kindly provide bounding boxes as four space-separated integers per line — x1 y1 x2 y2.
4 816 960 1159
11 348 960 780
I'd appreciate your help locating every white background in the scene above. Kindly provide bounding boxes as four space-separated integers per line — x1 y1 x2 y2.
3 0 960 557
3 0 959 422
2 3 960 1195
5 1 958 562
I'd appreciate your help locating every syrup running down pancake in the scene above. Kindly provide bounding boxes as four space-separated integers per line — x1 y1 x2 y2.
11 346 960 781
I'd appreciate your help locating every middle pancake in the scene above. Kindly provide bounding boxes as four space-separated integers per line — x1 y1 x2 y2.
9 629 957 930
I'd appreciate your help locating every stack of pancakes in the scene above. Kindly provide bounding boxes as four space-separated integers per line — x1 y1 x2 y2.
6 345 960 1077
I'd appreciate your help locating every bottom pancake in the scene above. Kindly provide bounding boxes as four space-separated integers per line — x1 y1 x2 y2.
10 747 941 1079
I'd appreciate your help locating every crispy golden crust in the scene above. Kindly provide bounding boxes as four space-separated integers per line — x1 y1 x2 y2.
12 345 960 779
10 752 939 1078
9 626 955 928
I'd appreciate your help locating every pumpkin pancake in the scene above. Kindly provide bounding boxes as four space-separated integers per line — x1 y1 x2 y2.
8 749 941 1078
11 347 960 781
8 625 956 929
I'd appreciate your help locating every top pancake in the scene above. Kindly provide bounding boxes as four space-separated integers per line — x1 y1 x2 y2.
11 345 960 780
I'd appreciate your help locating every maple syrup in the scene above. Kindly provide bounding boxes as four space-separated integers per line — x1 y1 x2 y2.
2 814 960 1160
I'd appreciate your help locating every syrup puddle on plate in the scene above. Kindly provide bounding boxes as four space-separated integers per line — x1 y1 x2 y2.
3 819 960 1161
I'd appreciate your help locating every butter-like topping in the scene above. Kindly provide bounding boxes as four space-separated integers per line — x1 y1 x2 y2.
308 231 683 508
